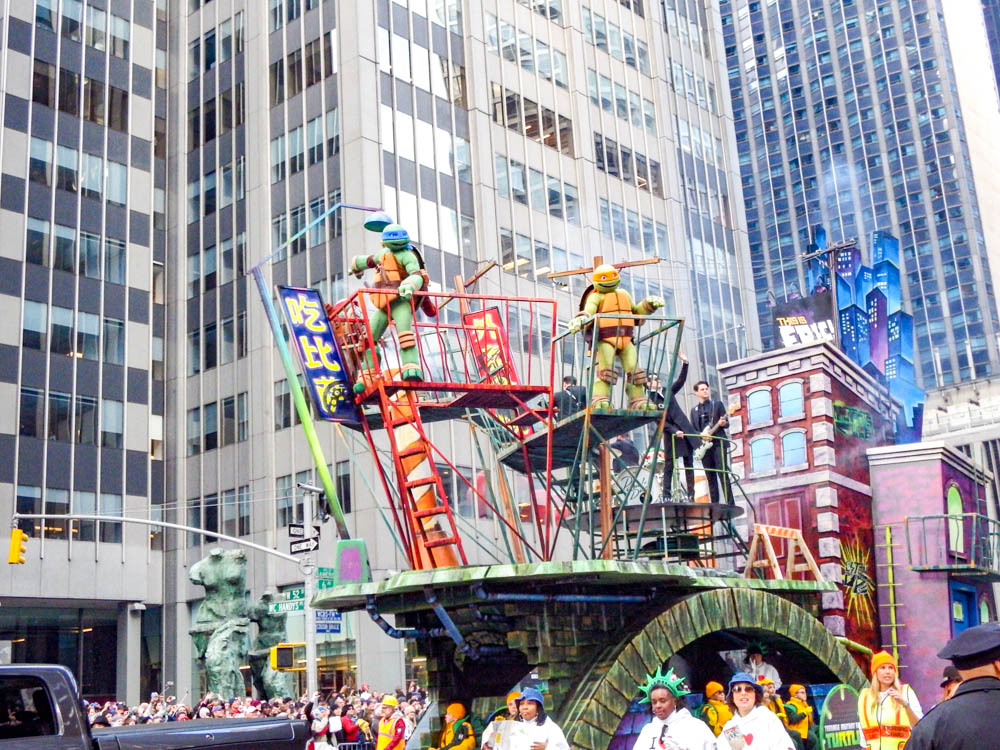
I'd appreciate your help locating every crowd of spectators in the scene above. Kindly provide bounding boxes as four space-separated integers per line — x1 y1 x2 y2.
86 679 427 738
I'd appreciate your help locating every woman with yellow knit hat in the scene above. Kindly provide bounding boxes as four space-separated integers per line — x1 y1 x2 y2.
435 702 477 750
784 685 816 750
857 650 923 749
481 692 521 750
697 681 732 737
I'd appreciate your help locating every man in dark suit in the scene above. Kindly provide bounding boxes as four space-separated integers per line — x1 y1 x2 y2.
647 352 698 502
690 380 732 504
554 375 587 416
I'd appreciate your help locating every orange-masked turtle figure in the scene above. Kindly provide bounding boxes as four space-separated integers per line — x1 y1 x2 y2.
568 264 664 409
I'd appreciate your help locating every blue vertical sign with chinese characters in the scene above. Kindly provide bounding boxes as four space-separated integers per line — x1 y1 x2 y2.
277 286 358 423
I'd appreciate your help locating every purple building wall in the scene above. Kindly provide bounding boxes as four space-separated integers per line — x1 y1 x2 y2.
867 443 995 707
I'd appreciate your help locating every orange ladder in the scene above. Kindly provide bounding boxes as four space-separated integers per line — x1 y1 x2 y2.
374 383 467 569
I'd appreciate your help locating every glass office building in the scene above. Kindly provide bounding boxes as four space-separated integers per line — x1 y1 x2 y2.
721 0 1000 386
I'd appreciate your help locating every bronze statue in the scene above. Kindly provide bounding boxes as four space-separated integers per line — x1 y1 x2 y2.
249 590 292 700
189 548 251 698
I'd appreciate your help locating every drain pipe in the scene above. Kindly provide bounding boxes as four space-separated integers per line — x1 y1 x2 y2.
424 588 510 660
469 603 513 625
366 596 446 639
471 583 653 604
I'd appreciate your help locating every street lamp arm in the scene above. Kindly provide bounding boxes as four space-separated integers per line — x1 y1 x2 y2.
12 513 300 564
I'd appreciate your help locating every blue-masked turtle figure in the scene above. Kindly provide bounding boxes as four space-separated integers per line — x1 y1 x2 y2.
350 224 436 393
568 264 664 409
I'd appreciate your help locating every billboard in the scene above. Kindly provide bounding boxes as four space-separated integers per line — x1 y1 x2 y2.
771 292 836 348
772 228 923 443
277 286 358 422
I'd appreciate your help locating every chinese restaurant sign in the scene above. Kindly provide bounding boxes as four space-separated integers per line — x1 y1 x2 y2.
277 286 357 422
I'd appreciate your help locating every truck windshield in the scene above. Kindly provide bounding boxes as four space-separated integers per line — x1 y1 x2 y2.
0 677 57 739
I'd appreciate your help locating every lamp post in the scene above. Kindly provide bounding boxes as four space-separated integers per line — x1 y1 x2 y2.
247 203 392 541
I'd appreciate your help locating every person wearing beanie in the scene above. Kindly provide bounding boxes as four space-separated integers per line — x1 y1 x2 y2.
716 673 794 750
434 702 476 750
696 680 732 737
907 622 1000 749
631 666 715 750
784 685 816 750
857 650 922 749
482 691 521 750
377 695 407 750
516 688 569 750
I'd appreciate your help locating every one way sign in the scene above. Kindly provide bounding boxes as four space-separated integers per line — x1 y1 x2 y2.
290 537 319 555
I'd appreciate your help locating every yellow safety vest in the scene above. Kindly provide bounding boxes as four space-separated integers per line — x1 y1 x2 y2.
858 687 913 750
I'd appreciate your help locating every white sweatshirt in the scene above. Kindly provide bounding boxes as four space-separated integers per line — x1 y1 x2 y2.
631 707 717 750
715 706 794 750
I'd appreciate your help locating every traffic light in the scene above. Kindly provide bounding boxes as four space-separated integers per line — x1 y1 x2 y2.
7 529 28 564
269 643 306 671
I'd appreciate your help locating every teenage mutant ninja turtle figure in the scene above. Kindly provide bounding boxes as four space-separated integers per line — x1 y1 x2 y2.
568 264 664 409
350 223 436 393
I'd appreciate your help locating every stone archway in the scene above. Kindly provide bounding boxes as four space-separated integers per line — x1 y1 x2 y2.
557 588 867 750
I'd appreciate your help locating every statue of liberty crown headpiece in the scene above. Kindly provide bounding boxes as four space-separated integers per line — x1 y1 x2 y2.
637 666 690 702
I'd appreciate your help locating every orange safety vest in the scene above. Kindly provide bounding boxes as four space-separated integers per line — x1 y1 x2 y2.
596 290 635 349
377 715 405 750
858 687 913 750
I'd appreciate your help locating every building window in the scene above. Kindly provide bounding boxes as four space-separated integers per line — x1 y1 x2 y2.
53 224 75 271
270 135 286 183
22 301 47 350
187 329 201 375
19 387 45 438
102 399 123 448
85 6 106 49
336 461 352 514
32 60 56 107
106 162 127 206
221 396 236 446
947 485 964 553
237 392 249 441
74 491 96 541
80 232 101 278
110 14 129 58
238 485 250 536
36 0 56 31
83 78 104 124
220 317 235 364
75 395 98 445
781 431 807 467
44 489 70 540
58 69 80 115
48 391 72 441
29 137 53 185
61 0 82 41
15 485 42 538
203 402 218 451
104 238 126 284
274 380 291 430
186 406 201 455
81 154 103 201
288 127 304 174
779 382 804 418
221 489 237 537
99 493 122 543
50 306 74 356
187 498 201 547
204 322 217 370
276 474 293 527
747 389 772 424
750 437 775 473
56 146 78 192
26 218 49 266
76 311 100 360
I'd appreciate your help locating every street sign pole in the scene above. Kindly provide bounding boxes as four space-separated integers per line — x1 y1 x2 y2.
299 483 320 699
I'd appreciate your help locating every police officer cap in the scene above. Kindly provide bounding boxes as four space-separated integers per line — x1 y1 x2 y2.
937 622 1000 670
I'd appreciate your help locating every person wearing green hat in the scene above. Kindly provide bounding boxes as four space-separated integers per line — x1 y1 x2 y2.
631 666 715 750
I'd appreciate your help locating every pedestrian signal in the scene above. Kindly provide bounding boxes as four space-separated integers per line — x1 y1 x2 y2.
269 642 306 671
7 529 28 564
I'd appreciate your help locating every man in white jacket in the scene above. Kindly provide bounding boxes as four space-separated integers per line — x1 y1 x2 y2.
632 666 716 750
744 646 781 690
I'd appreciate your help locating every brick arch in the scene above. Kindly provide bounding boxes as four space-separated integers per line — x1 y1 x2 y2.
557 588 867 750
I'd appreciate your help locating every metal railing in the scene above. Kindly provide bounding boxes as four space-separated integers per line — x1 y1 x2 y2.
904 513 1000 577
